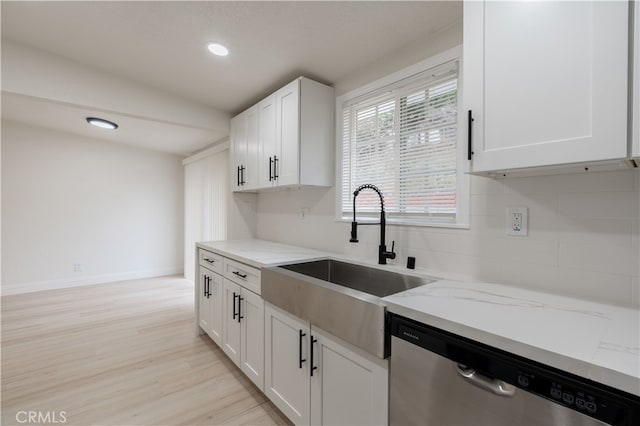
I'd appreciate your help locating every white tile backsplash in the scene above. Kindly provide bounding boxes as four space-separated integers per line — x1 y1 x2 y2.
555 170 635 193
255 170 640 308
503 192 559 218
558 191 638 219
528 216 634 247
503 175 558 195
503 238 559 266
554 268 634 306
559 242 638 276
501 261 560 292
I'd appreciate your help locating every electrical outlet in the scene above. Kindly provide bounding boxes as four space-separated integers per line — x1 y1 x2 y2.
507 207 528 236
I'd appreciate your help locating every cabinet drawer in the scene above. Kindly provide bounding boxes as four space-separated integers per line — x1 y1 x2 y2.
224 258 261 294
198 249 223 274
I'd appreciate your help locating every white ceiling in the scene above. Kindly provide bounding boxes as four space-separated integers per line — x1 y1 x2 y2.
1 1 462 155
1 92 218 155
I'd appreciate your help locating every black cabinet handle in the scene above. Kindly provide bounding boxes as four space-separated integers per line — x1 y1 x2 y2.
232 292 238 319
310 335 318 376
204 257 215 264
206 276 211 298
269 157 273 181
273 156 279 179
240 166 246 186
237 166 241 186
299 330 307 368
203 276 208 297
467 110 474 161
232 271 248 279
238 296 244 323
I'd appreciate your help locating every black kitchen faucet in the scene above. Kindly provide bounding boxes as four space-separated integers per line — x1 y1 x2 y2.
350 184 396 265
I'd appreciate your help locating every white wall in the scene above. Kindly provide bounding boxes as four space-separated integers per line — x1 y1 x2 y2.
1 120 185 295
252 19 640 308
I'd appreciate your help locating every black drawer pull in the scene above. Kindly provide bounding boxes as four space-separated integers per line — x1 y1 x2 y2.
467 110 474 161
232 271 248 279
273 155 279 179
310 335 318 376
299 330 307 368
232 292 238 319
203 257 215 264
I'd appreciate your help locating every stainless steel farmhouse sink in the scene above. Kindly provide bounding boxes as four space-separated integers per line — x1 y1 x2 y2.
261 259 434 358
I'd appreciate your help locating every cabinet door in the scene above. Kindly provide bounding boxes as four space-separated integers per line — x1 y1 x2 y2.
198 267 211 333
244 105 259 190
240 289 265 391
464 1 628 173
208 271 224 346
310 326 388 426
258 94 277 188
275 80 300 186
264 303 310 425
222 278 242 366
230 112 247 191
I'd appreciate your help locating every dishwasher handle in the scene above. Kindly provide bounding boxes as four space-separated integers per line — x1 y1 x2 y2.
456 364 516 397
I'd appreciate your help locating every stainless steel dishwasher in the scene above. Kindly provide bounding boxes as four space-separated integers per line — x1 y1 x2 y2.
389 314 640 426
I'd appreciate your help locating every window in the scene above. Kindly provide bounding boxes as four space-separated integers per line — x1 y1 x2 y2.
338 51 468 227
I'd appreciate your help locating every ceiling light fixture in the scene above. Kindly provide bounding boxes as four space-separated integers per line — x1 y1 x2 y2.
207 43 229 57
86 117 118 130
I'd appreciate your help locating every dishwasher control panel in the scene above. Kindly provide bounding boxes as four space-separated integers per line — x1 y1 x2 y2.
516 371 607 419
390 313 640 426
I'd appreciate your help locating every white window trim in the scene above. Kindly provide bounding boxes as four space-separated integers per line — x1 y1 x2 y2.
334 45 469 229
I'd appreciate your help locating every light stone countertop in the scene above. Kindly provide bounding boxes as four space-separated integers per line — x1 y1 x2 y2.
196 239 640 397
197 239 330 268
382 280 640 397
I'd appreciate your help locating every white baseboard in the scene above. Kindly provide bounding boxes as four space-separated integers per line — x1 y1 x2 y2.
1 267 185 296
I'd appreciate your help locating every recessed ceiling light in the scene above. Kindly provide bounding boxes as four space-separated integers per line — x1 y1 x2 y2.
207 43 229 57
86 117 118 130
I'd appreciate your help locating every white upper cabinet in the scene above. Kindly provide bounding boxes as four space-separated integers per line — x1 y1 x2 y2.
276 80 301 186
258 94 277 188
232 77 334 191
231 105 259 191
464 0 629 173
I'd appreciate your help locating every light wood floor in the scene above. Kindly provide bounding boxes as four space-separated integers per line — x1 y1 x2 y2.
1 276 292 426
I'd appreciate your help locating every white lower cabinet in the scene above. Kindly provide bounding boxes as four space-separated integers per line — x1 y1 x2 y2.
265 303 311 424
240 288 265 389
310 327 388 426
222 279 242 363
198 266 223 346
222 278 265 391
265 303 388 426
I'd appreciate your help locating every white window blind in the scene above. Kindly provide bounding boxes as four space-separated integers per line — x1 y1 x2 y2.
340 60 460 225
